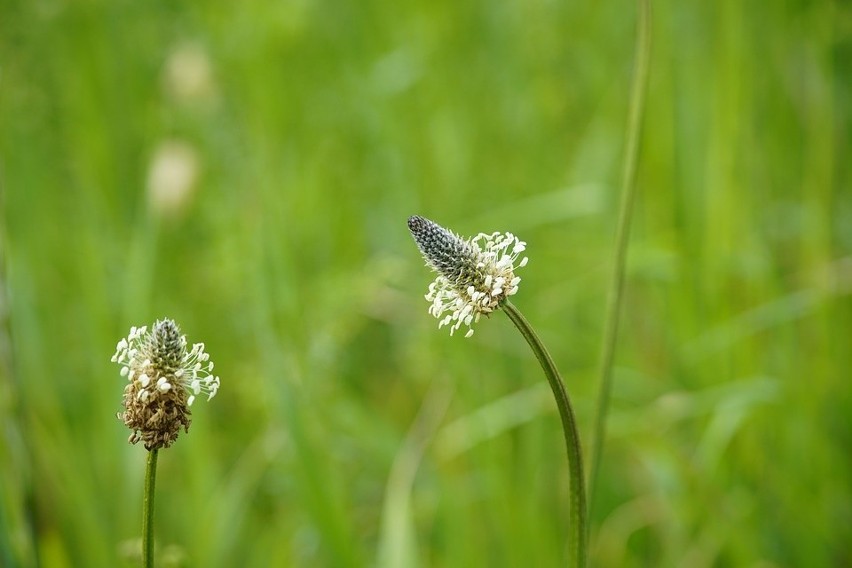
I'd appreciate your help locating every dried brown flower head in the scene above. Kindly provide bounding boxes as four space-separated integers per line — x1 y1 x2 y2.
111 319 220 450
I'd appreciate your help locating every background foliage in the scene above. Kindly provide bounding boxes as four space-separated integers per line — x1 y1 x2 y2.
1 0 850 566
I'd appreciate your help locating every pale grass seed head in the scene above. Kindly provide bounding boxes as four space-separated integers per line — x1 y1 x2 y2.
407 215 529 337
111 319 220 451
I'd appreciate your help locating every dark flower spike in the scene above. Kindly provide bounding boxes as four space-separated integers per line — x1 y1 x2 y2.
408 215 528 337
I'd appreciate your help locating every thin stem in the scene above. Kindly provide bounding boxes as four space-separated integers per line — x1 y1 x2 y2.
589 0 652 506
502 300 587 567
142 448 159 568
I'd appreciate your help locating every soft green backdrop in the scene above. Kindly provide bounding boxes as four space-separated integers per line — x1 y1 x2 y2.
1 0 850 566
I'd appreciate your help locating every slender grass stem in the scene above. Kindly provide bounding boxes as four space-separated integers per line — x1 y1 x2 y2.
142 449 159 568
502 300 587 567
588 0 652 508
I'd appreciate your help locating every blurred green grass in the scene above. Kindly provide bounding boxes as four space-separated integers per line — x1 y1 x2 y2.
1 0 850 566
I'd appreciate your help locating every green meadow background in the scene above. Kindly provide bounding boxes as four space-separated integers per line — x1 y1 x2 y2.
2 0 850 566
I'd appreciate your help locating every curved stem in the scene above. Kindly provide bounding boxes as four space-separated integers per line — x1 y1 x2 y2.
589 0 652 506
142 449 159 568
502 300 587 567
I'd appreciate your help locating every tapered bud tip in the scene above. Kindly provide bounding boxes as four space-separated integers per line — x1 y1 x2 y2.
408 215 427 233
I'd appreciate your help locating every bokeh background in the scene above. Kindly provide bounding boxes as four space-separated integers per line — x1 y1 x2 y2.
1 0 850 566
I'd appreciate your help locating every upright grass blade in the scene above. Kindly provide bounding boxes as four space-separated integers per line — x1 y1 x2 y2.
142 449 159 568
503 300 587 567
588 0 652 506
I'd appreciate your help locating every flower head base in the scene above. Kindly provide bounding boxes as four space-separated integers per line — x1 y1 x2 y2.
111 319 220 450
408 215 529 337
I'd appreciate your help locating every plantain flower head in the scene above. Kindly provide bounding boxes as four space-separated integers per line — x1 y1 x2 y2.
407 215 529 337
111 319 220 450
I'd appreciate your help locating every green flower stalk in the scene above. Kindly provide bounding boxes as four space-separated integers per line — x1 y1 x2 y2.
407 216 587 566
589 0 652 511
112 319 220 567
